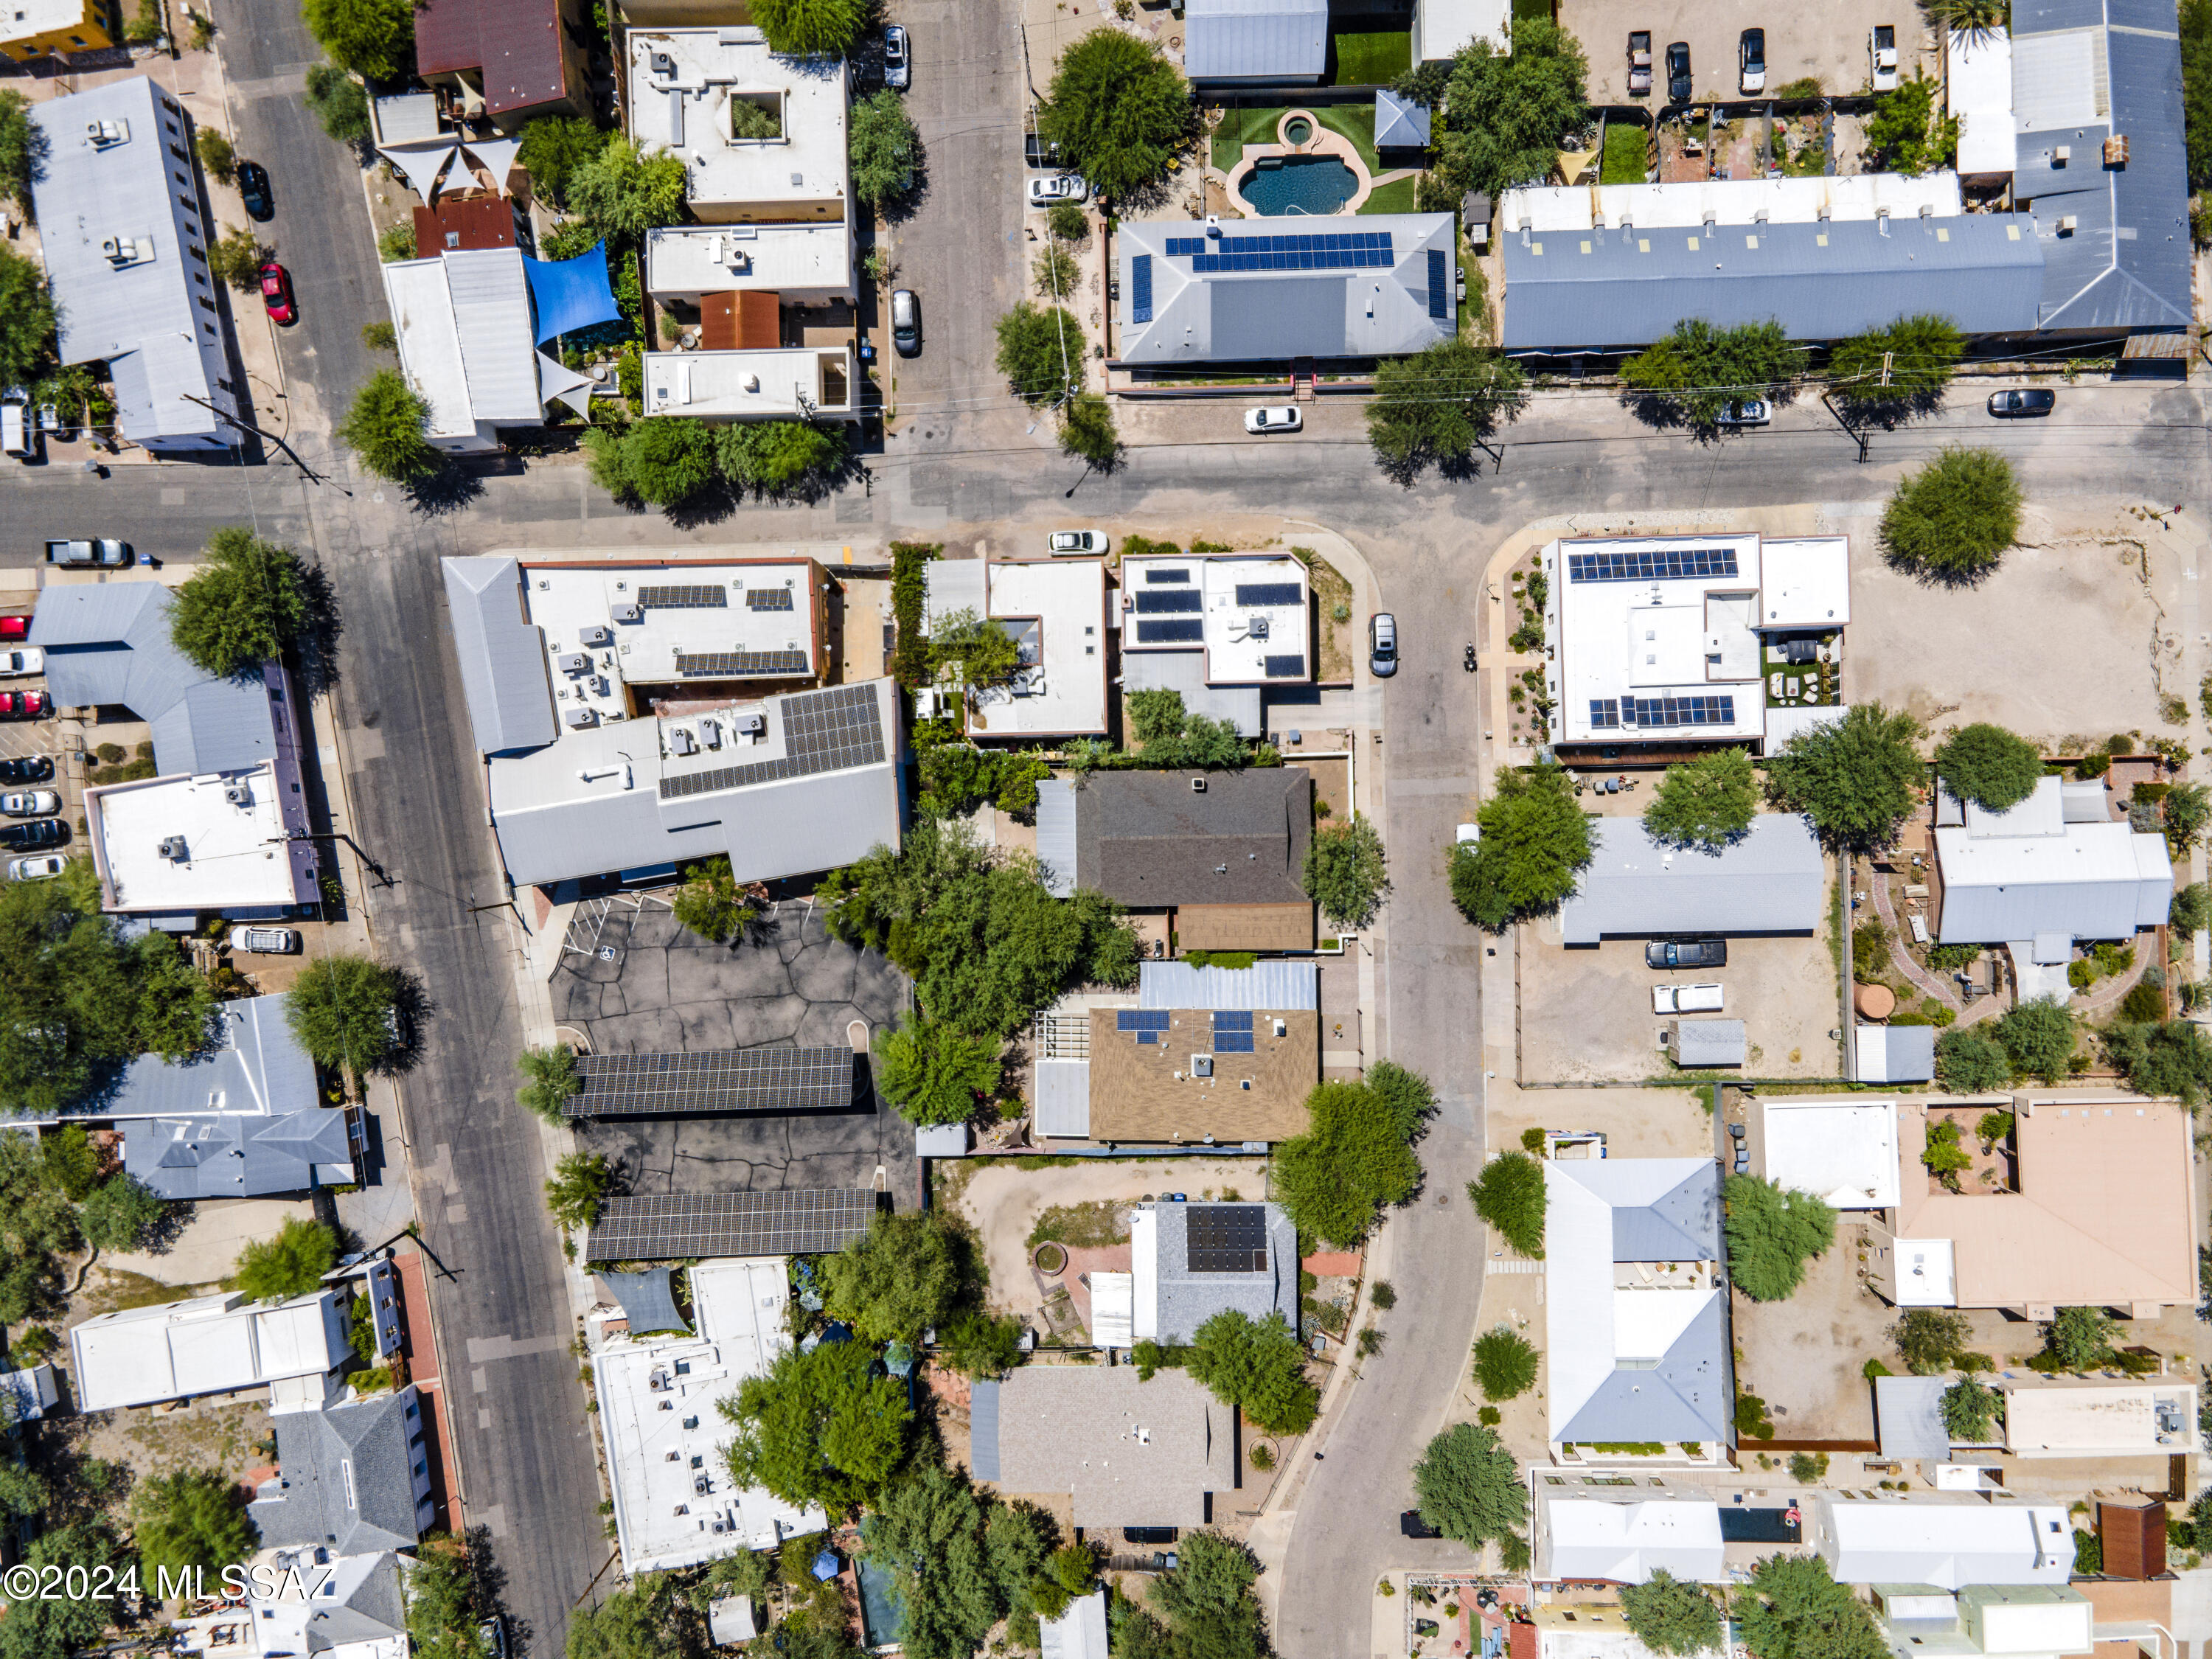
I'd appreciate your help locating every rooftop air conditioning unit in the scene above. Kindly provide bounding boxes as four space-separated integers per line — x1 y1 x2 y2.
579 624 613 647
1206 214 1222 238
565 707 599 729
1918 202 1933 218
223 782 252 807
556 651 590 675
701 720 722 749
669 728 697 756
158 835 189 861
2057 215 2078 234
1248 616 1270 639
613 603 642 623
87 118 128 147
737 712 767 737
1191 1055 1214 1078
2104 133 2129 165
650 50 675 75
100 236 139 265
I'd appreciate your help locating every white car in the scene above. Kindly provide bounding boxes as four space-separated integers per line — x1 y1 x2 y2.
1871 25 1899 89
1456 823 1480 844
1652 982 1725 1014
0 648 41 677
230 925 302 954
2 789 60 817
1028 173 1088 206
1047 529 1109 555
1244 406 1302 434
7 854 64 880
883 24 910 88
1714 398 1770 426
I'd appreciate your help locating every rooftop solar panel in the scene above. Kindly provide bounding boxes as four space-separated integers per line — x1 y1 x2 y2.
1212 1011 1253 1030
745 588 796 612
1262 653 1305 679
1143 568 1190 583
1135 619 1204 644
1566 547 1741 583
636 585 727 608
584 1189 878 1262
566 1047 856 1118
1234 582 1302 608
1116 1010 1171 1032
1130 254 1153 324
1212 1032 1256 1053
659 682 885 800
1185 1203 1268 1273
1427 248 1449 320
674 650 810 678
1135 589 1203 614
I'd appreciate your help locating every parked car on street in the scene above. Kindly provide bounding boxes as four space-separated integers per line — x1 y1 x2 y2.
260 260 296 324
883 24 909 88
1739 28 1766 92
1988 388 2056 417
1 390 30 460
0 818 64 850
0 648 42 677
1646 938 1728 969
0 690 50 720
1047 529 1108 554
45 538 130 566
238 159 275 221
890 288 921 357
229 925 303 954
1715 398 1770 426
1243 406 1302 434
0 757 53 784
1652 982 1725 1014
1666 40 1691 100
1028 173 1088 206
1 790 59 818
1401 1510 1442 1539
1627 30 1652 94
0 615 26 641
1369 611 1398 678
7 854 66 880
1024 133 1065 170
1871 24 1899 88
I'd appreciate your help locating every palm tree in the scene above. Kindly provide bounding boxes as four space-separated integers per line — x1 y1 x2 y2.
516 1045 582 1124
1921 0 2008 39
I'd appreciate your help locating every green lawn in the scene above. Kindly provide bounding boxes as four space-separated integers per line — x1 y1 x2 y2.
1331 29 1411 86
1357 175 1419 214
1209 102 1382 175
1601 122 1649 184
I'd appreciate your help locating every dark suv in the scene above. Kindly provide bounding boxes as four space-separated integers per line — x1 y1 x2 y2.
0 818 66 851
1646 938 1727 969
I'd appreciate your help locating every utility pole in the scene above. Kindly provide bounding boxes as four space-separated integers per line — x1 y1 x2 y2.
178 392 333 485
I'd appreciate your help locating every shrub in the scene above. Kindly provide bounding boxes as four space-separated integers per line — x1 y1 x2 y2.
1786 1451 1829 1484
1940 1377 2001 1441
1468 1152 1545 1259
1620 1571 1722 1655
377 220 416 262
1722 1175 1835 1302
2119 980 2169 1023
2042 1305 2117 1371
336 369 437 483
1935 1027 2011 1093
1975 1110 2014 1145
1851 920 1891 983
209 225 267 291
1879 447 2021 582
1993 995 2076 1082
1935 723 2043 812
302 61 372 143
543 1152 612 1233
234 1217 338 1302
1369 1280 1397 1310
2102 1018 2212 1103
195 128 236 184
993 302 1082 405
1921 1119 1972 1185
1471 1325 1538 1399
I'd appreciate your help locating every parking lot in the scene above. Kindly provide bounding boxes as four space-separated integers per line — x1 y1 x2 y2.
1518 919 1843 1083
1565 0 1930 107
553 903 919 1204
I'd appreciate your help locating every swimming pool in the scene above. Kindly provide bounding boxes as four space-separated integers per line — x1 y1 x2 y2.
1238 154 1359 215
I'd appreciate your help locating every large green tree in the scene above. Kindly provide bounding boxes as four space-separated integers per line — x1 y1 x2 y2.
336 369 438 483
79 1173 164 1254
1934 723 2042 812
303 61 372 143
1722 1175 1835 1302
1366 337 1527 479
750 0 867 56
2102 1018 2212 1105
720 1338 912 1510
0 246 57 390
1732 1556 1886 1659
1450 763 1594 931
1763 702 1924 849
586 420 717 508
517 116 607 209
1992 996 2076 1082
861 1462 1007 1659
234 1216 338 1303
1879 447 2020 583
1436 22 1589 199
1185 1310 1319 1435
0 1130 78 1326
1302 815 1389 931
569 136 689 237
169 527 314 678
850 88 920 210
0 1523 133 1659
300 0 410 77
872 1013 1003 1127
1037 30 1191 200
133 933 218 1062
1271 1070 1427 1247
1863 72 1958 175
1644 749 1759 849
819 1211 970 1341
1412 1422 1526 1554
1828 314 1966 411
1940 1377 2001 1441
285 953 405 1073
717 420 846 495
1621 318 1796 429
2042 1305 2118 1371
543 1152 612 1233
993 302 1083 406
1469 1150 1546 1258
131 1470 257 1579
1934 1027 2011 1093
409 1536 490 1659
0 91 38 216
1621 1571 1723 1657
1058 392 1121 470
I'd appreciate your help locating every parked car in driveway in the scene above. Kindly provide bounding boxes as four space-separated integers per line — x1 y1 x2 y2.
260 260 296 324
7 854 65 880
1628 30 1652 94
229 925 302 954
238 159 275 221
1646 938 1728 969
0 818 64 850
1 790 59 818
1652 982 1725 1014
1715 398 1770 426
0 691 49 720
0 757 53 785
883 24 909 88
1666 40 1691 100
1871 24 1899 88
0 615 26 641
0 648 41 677
1739 28 1765 91
890 288 921 357
1369 611 1398 678
1988 388 2056 417
1243 406 1301 434
1028 173 1088 206
1048 529 1108 554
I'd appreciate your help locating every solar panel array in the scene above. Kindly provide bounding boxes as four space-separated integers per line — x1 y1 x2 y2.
1427 248 1449 319
1136 589 1203 614
1234 582 1302 608
1119 1008 1170 1048
636 585 728 608
1135 619 1205 644
568 1048 855 1118
660 682 885 800
1211 1009 1256 1054
1263 653 1305 679
584 1189 877 1262
745 588 796 612
1588 695 1737 729
1162 231 1395 273
1567 546 1740 583
675 650 810 678
1130 254 1154 324
1144 568 1190 584
1185 1203 1268 1273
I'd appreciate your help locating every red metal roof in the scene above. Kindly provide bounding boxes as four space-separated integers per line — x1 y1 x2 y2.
413 0 568 116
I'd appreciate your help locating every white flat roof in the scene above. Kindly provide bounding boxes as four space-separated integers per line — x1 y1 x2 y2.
2000 1380 2198 1458
1759 538 1851 630
381 258 477 440
1894 1237 1957 1306
1414 0 1509 60
960 559 1110 739
1120 554 1311 685
594 1257 826 1573
627 29 848 213
1817 1498 2075 1587
1757 1097 1902 1208
1549 535 1767 745
1503 172 1967 234
644 347 852 418
524 560 819 705
1950 29 2016 177
1541 1495 1726 1585
5 0 94 37
88 763 310 912
644 223 854 298
69 1290 347 1412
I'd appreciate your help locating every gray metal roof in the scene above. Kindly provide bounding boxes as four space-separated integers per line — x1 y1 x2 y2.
442 557 556 754
2012 0 2192 332
1118 215 1458 365
1121 651 1262 737
1874 1375 1952 1460
600 1268 689 1335
1500 214 2045 352
1559 815 1825 946
1148 1200 1299 1344
1566 1160 1722 1261
29 585 292 776
1037 779 1079 898
1375 89 1431 148
1556 1291 1731 1444
1033 1059 1091 1138
125 1107 353 1199
445 248 543 420
969 1377 1002 1481
250 1388 431 1556
1182 0 1326 80
1138 960 1318 1010
1072 768 1313 907
1857 1024 1936 1083
77 995 318 1124
1675 1020 1746 1068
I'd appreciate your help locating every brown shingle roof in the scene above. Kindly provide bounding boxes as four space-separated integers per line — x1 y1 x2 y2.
989 1365 1231 1528
412 195 518 253
414 0 570 116
1086 1006 1315 1144
1074 769 1312 909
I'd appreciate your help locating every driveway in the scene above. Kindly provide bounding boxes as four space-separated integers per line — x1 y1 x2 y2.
1565 0 1931 107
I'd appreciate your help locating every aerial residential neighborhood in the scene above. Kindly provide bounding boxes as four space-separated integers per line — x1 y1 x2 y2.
4 0 2212 1654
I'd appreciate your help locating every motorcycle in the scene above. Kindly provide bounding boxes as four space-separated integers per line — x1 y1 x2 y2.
1462 644 1477 673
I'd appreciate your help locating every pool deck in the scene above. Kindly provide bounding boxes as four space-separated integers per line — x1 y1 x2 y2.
1213 105 1418 219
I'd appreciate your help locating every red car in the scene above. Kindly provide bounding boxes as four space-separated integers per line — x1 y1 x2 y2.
0 689 49 720
0 616 27 641
259 260 296 324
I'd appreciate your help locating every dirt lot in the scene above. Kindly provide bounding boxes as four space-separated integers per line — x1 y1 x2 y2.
1566 0 1930 106
1731 1218 1895 1441
1848 518 2168 748
1484 1084 1715 1159
1519 922 1843 1083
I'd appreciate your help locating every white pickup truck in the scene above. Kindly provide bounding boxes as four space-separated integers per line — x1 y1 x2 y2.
1652 982 1725 1014
44 538 131 566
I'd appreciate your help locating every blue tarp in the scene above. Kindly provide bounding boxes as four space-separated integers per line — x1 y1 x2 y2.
524 243 622 344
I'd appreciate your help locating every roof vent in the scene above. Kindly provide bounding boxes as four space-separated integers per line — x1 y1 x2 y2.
1206 214 1222 237
1191 776 1206 793
223 781 252 807
1876 208 1891 237
2057 215 2077 234
158 835 189 861
2053 144 2070 165
1918 202 1933 218
650 49 675 75
86 117 128 147
1701 209 1717 228
2104 133 2129 166
613 603 642 623
1191 1055 1214 1078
